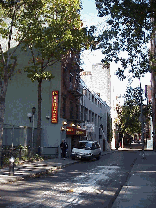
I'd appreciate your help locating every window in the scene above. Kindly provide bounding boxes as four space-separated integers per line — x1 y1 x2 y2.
89 110 92 122
92 95 94 103
95 114 97 125
95 98 97 105
85 108 88 121
92 112 94 122
95 142 100 148
76 104 79 120
63 97 66 118
88 92 91 100
70 101 74 119
83 89 87 96
81 105 83 121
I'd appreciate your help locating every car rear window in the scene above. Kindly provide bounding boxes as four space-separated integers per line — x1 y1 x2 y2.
78 142 92 149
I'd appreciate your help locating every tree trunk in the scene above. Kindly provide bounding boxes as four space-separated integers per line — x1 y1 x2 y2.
0 78 8 167
37 79 42 152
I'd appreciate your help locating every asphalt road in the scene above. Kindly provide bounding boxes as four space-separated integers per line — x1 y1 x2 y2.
0 151 139 208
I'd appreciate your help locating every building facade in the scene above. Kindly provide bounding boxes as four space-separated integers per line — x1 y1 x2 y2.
79 79 111 151
3 47 110 157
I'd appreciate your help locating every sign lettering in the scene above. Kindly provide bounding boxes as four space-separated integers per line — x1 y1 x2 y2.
51 91 59 123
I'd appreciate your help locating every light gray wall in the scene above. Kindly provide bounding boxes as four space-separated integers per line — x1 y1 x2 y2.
4 46 62 148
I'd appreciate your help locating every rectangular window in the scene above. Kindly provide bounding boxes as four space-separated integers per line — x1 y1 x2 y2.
63 97 66 118
95 114 97 126
85 108 88 121
83 89 87 96
92 95 94 103
92 112 94 122
76 104 79 120
70 101 74 119
95 98 97 105
89 110 92 122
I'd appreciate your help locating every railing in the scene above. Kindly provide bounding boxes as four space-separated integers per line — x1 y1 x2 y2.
68 83 82 96
41 147 58 159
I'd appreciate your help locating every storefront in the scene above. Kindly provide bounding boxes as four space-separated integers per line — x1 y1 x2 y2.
66 127 86 157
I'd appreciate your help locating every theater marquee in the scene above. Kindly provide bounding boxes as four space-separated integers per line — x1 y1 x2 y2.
51 91 59 123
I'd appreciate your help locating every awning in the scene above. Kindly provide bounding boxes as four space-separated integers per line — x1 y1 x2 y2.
66 127 86 136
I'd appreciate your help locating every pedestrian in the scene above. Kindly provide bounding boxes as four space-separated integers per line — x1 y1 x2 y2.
60 140 68 159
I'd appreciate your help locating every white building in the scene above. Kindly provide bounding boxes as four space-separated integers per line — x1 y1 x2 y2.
80 79 111 151
80 63 111 107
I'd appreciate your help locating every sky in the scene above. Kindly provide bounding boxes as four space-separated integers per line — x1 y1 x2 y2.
80 0 151 97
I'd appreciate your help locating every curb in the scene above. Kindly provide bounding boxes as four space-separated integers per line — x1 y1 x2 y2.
0 151 113 185
0 160 79 185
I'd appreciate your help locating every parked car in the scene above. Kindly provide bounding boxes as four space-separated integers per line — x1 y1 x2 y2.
71 140 101 160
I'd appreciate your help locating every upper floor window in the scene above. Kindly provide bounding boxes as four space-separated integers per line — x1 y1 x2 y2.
92 95 94 103
83 89 87 96
95 98 97 105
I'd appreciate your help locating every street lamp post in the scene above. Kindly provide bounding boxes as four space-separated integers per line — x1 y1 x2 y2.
140 81 145 159
32 107 36 153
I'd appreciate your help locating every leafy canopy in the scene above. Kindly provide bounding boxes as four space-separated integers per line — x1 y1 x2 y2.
116 86 151 136
0 0 93 82
18 0 93 81
95 0 156 79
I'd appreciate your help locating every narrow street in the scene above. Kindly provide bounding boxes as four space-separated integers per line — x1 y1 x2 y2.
0 151 139 208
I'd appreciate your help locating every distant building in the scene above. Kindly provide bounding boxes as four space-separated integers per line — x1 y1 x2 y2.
145 85 152 104
80 63 111 107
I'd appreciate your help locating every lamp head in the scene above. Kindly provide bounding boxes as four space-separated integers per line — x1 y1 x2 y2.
32 107 36 115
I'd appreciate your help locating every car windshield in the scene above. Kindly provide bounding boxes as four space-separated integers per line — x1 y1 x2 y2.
77 142 92 149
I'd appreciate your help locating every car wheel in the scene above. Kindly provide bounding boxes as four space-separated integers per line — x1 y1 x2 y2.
89 154 94 161
96 154 100 160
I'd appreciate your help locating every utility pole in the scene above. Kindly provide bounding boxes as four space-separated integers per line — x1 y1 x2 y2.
140 81 145 158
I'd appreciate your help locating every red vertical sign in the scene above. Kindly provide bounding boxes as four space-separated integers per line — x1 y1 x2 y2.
51 91 59 123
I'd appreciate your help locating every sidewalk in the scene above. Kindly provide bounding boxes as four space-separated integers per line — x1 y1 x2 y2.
112 150 156 208
0 151 112 185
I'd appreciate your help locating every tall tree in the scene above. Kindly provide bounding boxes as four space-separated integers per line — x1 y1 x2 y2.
0 0 33 166
116 86 151 137
95 0 156 147
21 0 93 151
95 0 155 79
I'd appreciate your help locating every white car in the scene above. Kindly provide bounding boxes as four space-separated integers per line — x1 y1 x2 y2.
71 140 101 160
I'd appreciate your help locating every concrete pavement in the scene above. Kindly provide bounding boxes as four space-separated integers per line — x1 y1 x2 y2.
0 151 112 185
2 149 156 208
112 150 156 208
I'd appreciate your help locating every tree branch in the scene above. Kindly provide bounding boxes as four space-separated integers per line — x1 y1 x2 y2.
42 58 58 71
8 58 17 79
0 44 5 67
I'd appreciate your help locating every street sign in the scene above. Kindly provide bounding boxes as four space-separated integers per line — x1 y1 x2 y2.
85 122 95 132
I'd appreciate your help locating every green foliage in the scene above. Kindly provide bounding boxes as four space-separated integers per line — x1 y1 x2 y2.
19 0 93 82
116 86 151 136
95 0 155 79
26 70 55 82
116 103 141 135
0 0 93 80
